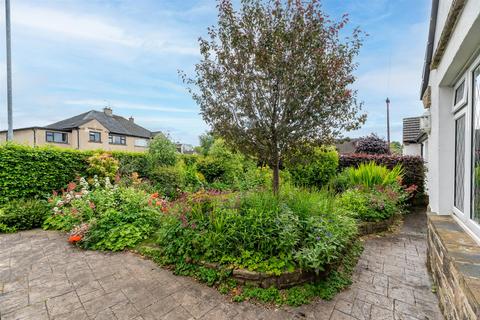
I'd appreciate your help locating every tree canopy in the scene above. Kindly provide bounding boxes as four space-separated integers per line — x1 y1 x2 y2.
183 0 366 193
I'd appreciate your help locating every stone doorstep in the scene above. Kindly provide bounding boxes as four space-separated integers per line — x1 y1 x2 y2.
427 214 480 318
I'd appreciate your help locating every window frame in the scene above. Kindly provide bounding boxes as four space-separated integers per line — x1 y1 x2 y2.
108 134 126 145
45 131 68 144
89 131 102 143
134 139 148 147
453 77 468 113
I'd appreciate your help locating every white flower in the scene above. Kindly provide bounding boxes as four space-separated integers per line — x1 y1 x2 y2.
75 194 82 199
105 176 112 189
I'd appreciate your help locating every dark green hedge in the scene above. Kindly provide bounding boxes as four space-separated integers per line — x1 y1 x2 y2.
0 144 148 203
0 144 89 203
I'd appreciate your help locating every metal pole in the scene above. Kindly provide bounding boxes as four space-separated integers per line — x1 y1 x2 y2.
5 0 13 141
386 97 391 151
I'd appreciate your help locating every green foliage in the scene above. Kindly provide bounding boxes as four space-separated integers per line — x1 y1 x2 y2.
86 152 120 180
390 141 403 155
154 187 357 276
196 139 244 185
339 154 426 197
182 0 366 194
198 132 215 156
287 146 339 188
337 162 403 190
149 165 186 198
0 199 50 231
43 179 162 251
0 143 89 203
231 240 363 306
111 151 148 177
147 133 178 168
337 188 400 222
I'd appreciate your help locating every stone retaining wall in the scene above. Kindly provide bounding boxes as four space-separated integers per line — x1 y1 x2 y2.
357 215 396 236
427 214 480 320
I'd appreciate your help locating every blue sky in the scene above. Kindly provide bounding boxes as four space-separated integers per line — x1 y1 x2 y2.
0 0 431 145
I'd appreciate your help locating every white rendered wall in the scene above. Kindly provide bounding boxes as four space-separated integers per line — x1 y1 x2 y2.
403 143 422 156
426 0 480 215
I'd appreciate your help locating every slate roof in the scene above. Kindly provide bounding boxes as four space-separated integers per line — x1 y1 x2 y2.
45 110 152 138
403 117 422 143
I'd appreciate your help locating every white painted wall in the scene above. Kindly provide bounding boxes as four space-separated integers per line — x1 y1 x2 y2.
426 0 480 216
403 143 422 156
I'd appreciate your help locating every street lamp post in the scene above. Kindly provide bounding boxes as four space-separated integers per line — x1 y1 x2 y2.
5 0 13 141
386 97 391 152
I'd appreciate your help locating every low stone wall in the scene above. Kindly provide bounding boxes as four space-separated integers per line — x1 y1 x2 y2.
199 261 323 289
358 215 396 236
427 214 480 320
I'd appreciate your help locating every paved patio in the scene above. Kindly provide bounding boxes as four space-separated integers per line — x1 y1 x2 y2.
0 209 443 320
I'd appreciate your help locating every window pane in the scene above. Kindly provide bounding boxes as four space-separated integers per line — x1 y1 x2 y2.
454 115 465 211
455 81 465 105
89 132 101 142
135 139 148 147
473 67 480 223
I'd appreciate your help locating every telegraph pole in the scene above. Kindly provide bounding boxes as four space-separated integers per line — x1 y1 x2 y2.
386 97 391 151
5 0 13 141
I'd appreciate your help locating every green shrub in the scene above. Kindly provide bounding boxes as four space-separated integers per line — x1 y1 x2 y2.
337 187 399 222
149 165 185 198
154 187 357 275
197 139 244 186
339 154 425 196
111 151 148 177
0 143 89 203
0 199 50 231
43 178 162 251
287 146 339 188
86 152 119 180
147 133 178 168
336 162 403 191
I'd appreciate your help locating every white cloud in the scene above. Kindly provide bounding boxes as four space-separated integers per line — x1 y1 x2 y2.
7 4 199 56
64 99 197 114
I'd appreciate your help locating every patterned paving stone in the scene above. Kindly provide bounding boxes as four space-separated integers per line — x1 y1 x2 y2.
0 208 444 319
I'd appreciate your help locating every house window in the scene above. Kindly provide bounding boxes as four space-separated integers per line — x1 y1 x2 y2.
472 66 480 224
89 131 101 143
453 79 467 111
46 131 68 143
454 115 466 211
134 139 148 147
109 134 126 145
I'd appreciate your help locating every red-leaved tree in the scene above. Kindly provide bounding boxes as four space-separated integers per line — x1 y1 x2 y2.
183 0 366 194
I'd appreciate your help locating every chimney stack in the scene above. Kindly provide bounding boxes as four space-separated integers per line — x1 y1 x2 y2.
103 107 113 116
129 116 134 122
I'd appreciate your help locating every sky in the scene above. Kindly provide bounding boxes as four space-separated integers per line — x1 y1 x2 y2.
0 0 431 146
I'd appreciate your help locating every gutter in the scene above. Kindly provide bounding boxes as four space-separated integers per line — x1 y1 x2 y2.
420 0 440 99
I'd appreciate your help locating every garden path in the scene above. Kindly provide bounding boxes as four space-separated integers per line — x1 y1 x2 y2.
0 208 443 320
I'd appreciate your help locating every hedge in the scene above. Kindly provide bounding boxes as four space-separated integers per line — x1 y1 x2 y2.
339 154 426 195
0 144 148 203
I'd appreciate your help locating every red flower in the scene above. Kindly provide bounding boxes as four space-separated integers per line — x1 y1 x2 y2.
68 235 82 244
67 182 77 192
88 201 96 210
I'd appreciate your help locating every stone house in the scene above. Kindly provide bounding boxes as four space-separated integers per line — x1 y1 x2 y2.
0 107 153 152
420 0 480 318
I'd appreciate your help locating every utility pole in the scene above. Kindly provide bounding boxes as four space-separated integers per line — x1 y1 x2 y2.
5 0 13 141
386 97 391 152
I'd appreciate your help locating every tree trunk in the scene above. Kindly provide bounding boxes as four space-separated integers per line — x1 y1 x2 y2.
272 161 280 196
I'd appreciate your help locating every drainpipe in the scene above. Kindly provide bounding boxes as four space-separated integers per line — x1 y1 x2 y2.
32 128 36 147
77 129 80 149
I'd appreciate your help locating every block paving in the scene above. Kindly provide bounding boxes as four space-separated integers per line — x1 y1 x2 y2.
0 209 443 319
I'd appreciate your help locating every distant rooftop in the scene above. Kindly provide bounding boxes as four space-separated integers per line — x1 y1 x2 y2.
46 107 152 139
403 117 421 143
